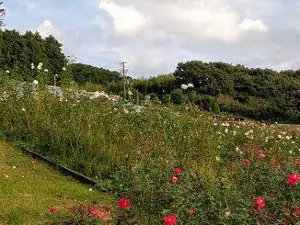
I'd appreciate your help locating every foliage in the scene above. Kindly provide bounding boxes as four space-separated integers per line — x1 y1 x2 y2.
170 88 185 104
2 78 300 224
70 63 122 86
0 29 67 82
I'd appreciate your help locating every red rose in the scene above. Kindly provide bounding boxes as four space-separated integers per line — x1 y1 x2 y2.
163 214 177 225
49 206 58 212
288 173 300 186
254 196 265 209
229 162 234 169
170 176 178 184
173 168 181 175
243 159 250 165
295 208 300 216
119 198 130 210
257 149 264 155
188 209 197 215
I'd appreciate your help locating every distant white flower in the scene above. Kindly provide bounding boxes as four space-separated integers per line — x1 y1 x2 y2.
62 67 66 71
12 166 16 169
5 70 10 74
181 84 188 90
37 62 43 70
128 90 133 96
31 65 35 70
187 83 194 88
32 80 39 85
31 63 34 66
44 69 49 72
89 188 93 192
22 108 26 112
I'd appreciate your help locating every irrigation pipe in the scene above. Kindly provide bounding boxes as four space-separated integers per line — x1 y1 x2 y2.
18 146 99 187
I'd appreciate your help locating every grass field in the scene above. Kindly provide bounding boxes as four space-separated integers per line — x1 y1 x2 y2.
0 139 114 225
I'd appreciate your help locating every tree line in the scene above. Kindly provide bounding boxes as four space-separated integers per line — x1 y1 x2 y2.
0 29 121 85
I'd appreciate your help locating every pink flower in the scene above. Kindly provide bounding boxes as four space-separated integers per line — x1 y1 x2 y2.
173 168 181 175
288 173 300 186
243 159 251 166
49 206 58 212
91 209 111 221
293 159 300 168
170 176 178 184
188 209 197 215
224 211 232 216
254 197 265 209
163 214 177 225
91 209 101 217
275 164 281 169
119 198 130 210
259 153 266 159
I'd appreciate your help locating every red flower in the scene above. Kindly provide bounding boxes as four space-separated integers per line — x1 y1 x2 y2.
173 168 181 175
188 209 197 215
170 176 178 184
229 162 234 169
293 159 300 168
288 173 300 186
295 208 300 216
119 198 130 210
254 197 265 209
243 159 250 166
49 206 58 212
257 149 264 155
163 214 177 225
269 158 276 164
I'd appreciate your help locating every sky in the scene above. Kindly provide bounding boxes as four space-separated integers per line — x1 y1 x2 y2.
2 0 300 77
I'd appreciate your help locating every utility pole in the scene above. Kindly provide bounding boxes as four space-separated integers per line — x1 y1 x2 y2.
120 61 129 101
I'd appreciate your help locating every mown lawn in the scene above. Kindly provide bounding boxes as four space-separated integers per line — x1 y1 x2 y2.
0 139 115 225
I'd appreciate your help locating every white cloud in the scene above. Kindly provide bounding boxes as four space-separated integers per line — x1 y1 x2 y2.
239 18 268 31
98 1 147 35
36 20 60 38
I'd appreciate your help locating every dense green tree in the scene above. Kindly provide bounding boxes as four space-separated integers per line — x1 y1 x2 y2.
70 63 121 85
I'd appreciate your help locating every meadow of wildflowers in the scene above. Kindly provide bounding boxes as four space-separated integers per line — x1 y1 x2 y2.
1 73 300 224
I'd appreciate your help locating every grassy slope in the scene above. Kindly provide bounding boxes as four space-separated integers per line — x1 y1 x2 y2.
0 139 114 225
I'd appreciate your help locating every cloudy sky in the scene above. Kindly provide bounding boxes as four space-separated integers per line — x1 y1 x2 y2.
3 0 300 77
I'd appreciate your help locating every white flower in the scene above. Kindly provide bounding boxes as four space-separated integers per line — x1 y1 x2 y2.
187 83 194 88
12 166 16 169
37 62 43 70
128 90 133 96
181 84 188 90
62 67 66 71
31 65 35 70
32 80 39 85
44 69 49 72
5 70 10 74
22 108 26 112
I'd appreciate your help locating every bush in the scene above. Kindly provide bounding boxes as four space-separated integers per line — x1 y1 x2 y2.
170 89 185 104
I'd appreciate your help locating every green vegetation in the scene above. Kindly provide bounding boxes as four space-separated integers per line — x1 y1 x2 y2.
1 76 300 224
0 139 114 225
